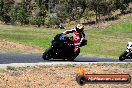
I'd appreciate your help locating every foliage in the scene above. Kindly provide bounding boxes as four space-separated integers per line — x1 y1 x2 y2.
0 0 131 26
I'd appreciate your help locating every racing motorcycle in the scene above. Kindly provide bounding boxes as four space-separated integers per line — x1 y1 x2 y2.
42 33 87 61
119 42 132 61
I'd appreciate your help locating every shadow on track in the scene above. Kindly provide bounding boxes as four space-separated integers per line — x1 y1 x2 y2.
46 59 97 62
0 53 131 64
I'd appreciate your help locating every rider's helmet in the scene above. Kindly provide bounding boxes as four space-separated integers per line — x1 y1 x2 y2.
127 42 132 50
76 24 84 33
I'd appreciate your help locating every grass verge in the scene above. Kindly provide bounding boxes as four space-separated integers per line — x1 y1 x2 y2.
0 15 131 58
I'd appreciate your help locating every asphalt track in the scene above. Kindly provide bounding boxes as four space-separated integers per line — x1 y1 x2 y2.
0 53 131 68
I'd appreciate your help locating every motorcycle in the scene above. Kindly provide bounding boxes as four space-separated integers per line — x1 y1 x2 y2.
42 33 87 61
119 42 132 61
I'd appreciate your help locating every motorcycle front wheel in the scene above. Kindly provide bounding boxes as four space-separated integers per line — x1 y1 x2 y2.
119 51 128 61
42 47 52 60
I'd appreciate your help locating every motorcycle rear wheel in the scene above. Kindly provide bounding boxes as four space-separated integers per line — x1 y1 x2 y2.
67 48 80 61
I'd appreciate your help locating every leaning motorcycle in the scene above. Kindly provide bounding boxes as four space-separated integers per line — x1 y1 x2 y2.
119 42 132 61
42 33 87 61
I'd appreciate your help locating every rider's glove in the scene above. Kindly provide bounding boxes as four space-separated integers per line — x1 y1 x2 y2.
63 32 67 35
75 43 81 46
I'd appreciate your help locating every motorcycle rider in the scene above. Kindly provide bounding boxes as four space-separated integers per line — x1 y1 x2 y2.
63 24 86 52
126 42 132 53
119 42 132 61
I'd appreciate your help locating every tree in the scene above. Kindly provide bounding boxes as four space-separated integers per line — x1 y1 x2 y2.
114 0 131 14
0 0 15 24
17 0 32 25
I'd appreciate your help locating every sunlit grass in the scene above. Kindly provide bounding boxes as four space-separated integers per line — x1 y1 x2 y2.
0 16 131 58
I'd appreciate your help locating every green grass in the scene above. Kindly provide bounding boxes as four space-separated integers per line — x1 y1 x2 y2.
0 26 62 48
0 16 131 58
82 16 132 58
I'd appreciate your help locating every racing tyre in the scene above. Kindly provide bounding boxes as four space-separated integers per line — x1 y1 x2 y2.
119 51 128 61
67 48 80 61
42 47 52 60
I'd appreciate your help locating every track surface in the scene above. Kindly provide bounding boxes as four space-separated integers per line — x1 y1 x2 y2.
0 53 131 68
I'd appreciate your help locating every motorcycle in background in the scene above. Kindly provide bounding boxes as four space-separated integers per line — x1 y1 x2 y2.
119 42 132 61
